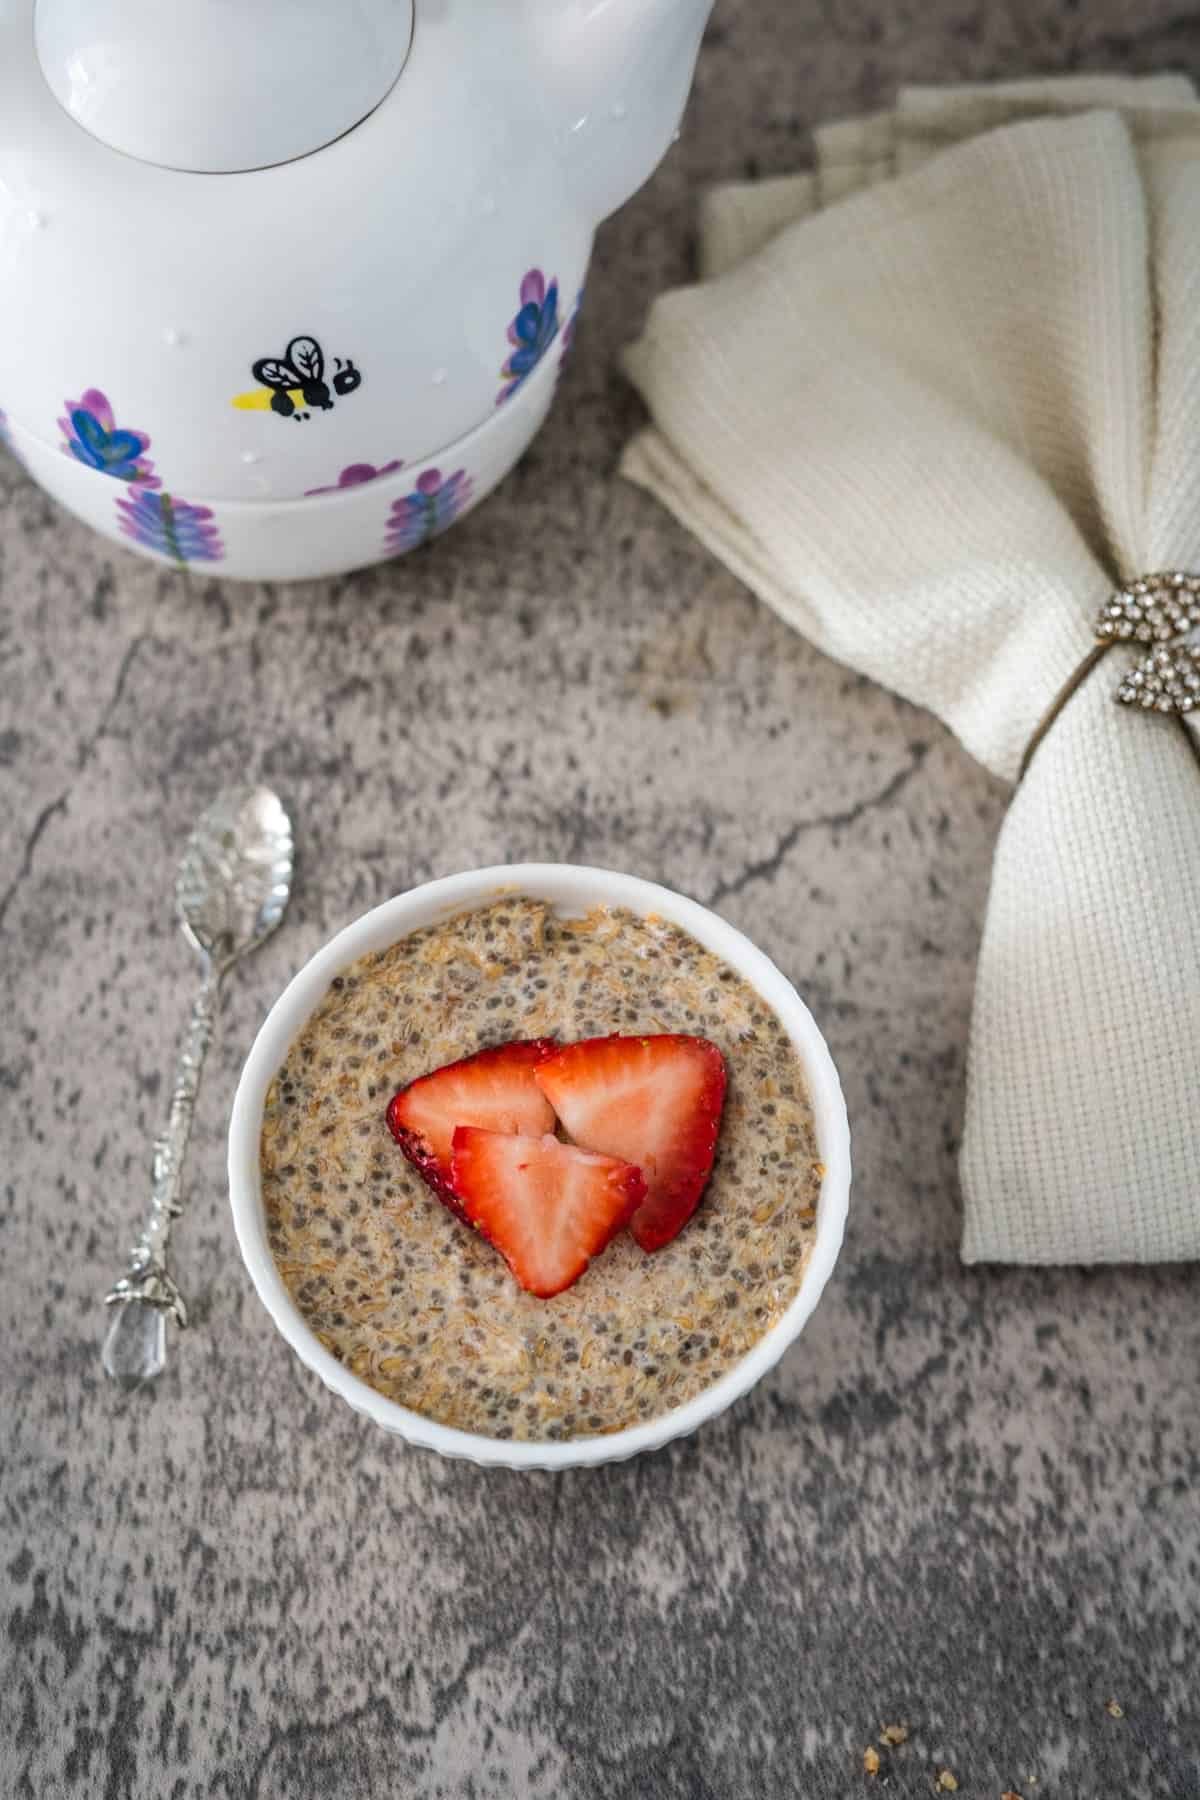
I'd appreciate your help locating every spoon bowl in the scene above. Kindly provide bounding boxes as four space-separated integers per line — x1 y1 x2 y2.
177 785 295 967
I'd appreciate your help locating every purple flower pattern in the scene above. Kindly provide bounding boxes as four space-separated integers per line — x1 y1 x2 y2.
305 459 404 498
116 489 224 567
59 388 160 487
497 270 560 404
384 468 473 555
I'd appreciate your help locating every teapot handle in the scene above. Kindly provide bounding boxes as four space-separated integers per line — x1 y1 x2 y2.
524 0 714 224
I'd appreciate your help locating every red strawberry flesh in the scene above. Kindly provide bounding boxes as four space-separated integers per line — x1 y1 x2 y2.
386 1038 557 1221
450 1127 645 1298
534 1033 727 1251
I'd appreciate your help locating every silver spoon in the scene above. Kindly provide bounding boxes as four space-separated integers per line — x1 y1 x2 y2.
101 785 294 1387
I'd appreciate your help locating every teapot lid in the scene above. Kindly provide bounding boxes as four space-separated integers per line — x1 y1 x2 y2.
35 0 415 173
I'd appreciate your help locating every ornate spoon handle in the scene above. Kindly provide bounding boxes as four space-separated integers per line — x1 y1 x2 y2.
101 961 221 1384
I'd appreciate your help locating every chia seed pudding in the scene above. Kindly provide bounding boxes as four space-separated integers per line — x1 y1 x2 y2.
261 898 823 1441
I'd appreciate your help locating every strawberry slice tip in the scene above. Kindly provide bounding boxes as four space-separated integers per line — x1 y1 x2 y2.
534 1033 727 1252
386 1038 557 1222
451 1127 646 1298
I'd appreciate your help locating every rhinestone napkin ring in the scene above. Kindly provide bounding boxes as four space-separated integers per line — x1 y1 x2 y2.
1095 572 1200 713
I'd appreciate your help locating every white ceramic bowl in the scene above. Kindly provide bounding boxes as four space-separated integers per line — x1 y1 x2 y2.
228 864 851 1470
6 344 560 583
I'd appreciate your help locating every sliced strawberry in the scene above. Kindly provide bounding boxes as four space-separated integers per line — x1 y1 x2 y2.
450 1127 645 1298
534 1034 727 1252
386 1039 557 1221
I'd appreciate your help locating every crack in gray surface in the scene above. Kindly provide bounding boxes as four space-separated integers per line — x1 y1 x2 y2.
0 632 149 932
0 791 68 931
237 1598 550 1799
706 741 929 908
85 632 151 763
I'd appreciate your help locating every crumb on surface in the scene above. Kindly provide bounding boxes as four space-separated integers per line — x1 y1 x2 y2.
863 1746 880 1777
880 1723 910 1746
935 1773 959 1793
1001 1790 1024 1799
1105 1697 1124 1718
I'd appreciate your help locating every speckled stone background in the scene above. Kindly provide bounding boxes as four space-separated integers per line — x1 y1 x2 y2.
4 6 1200 1797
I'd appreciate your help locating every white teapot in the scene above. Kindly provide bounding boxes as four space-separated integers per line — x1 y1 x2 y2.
0 0 712 580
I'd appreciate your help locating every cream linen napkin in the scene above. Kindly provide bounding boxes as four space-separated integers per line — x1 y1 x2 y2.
621 76 1200 1264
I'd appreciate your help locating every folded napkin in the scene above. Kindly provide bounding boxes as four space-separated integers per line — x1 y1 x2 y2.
622 75 1200 1264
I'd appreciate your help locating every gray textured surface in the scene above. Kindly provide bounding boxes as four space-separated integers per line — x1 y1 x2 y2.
3 4 1200 1796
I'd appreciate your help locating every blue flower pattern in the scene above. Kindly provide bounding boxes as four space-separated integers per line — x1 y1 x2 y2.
498 270 560 404
59 389 160 487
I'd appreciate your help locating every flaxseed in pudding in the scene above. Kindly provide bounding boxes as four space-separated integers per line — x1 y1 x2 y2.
261 899 823 1441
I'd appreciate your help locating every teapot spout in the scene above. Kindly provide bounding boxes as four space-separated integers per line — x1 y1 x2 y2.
527 0 713 225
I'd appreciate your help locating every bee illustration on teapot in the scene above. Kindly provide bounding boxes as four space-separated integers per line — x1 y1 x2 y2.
233 335 362 421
